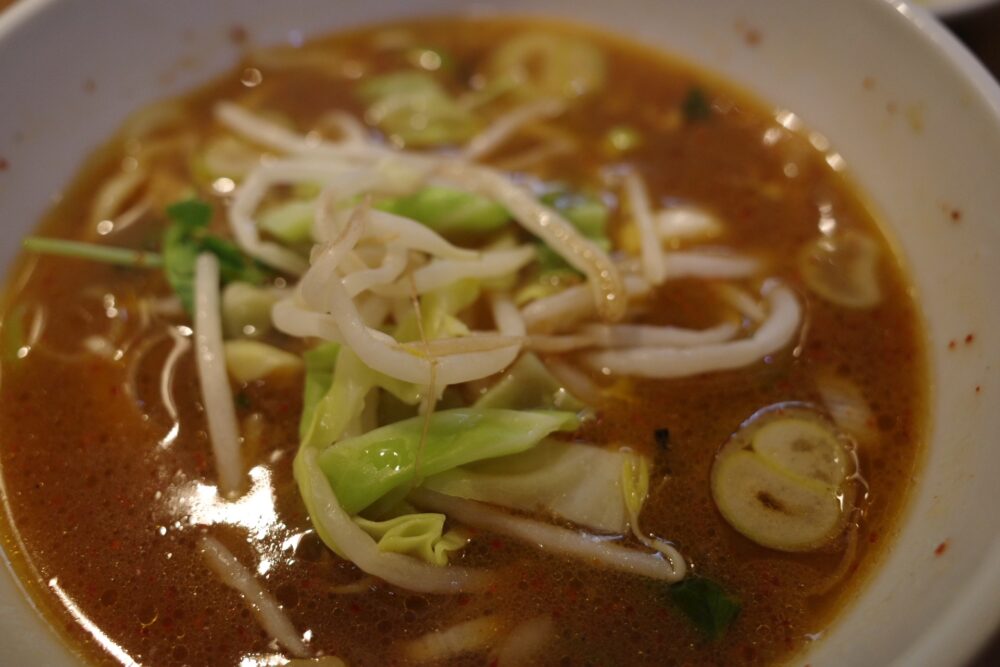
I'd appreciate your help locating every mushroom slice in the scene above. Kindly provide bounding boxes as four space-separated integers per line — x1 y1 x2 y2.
711 406 855 552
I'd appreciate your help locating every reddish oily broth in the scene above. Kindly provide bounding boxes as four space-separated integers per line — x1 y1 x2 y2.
0 17 924 667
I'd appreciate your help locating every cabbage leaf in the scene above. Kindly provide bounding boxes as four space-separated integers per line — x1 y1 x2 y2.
474 352 583 411
422 440 635 533
393 279 480 344
299 344 421 449
358 71 478 147
354 513 467 566
318 408 579 515
376 187 510 235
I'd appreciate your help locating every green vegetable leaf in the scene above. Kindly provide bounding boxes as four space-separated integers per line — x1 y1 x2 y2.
299 345 421 449
474 352 583 411
353 512 466 566
682 87 712 122
394 279 480 344
223 340 301 384
668 576 741 639
318 408 580 515
300 343 341 442
541 191 609 239
359 71 478 147
377 187 510 235
258 199 315 245
163 198 267 313
424 440 635 533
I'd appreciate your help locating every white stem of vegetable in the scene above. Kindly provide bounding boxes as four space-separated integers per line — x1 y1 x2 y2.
89 167 147 226
299 449 492 593
488 291 526 337
542 357 605 406
623 171 667 285
525 333 601 353
318 109 371 144
358 209 477 260
341 243 408 297
299 203 370 310
816 370 878 446
158 326 191 448
216 101 395 161
584 280 801 379
656 205 723 242
271 297 344 341
412 246 536 294
581 321 739 348
401 615 506 663
617 251 761 281
314 200 477 264
493 137 574 172
521 274 651 334
409 489 686 583
436 161 625 322
199 535 310 658
462 98 565 161
715 283 767 323
527 321 740 353
493 615 554 667
194 253 244 496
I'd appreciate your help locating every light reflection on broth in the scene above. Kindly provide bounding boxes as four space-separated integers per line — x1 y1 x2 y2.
0 16 924 667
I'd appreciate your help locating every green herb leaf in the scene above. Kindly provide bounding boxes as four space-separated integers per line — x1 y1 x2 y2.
163 198 267 313
668 576 741 639
682 87 712 122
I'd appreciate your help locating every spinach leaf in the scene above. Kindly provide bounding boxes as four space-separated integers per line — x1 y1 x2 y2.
163 199 266 313
668 576 741 639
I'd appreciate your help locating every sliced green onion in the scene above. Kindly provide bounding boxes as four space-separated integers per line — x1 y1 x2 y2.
22 237 163 268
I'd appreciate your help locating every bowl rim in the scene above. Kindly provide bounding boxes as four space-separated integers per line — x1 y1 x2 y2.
876 3 1000 665
0 0 999 665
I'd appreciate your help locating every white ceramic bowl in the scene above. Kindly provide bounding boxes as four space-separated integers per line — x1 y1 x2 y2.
1 1 999 665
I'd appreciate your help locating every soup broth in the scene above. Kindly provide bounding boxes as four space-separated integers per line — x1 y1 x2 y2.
0 17 924 667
